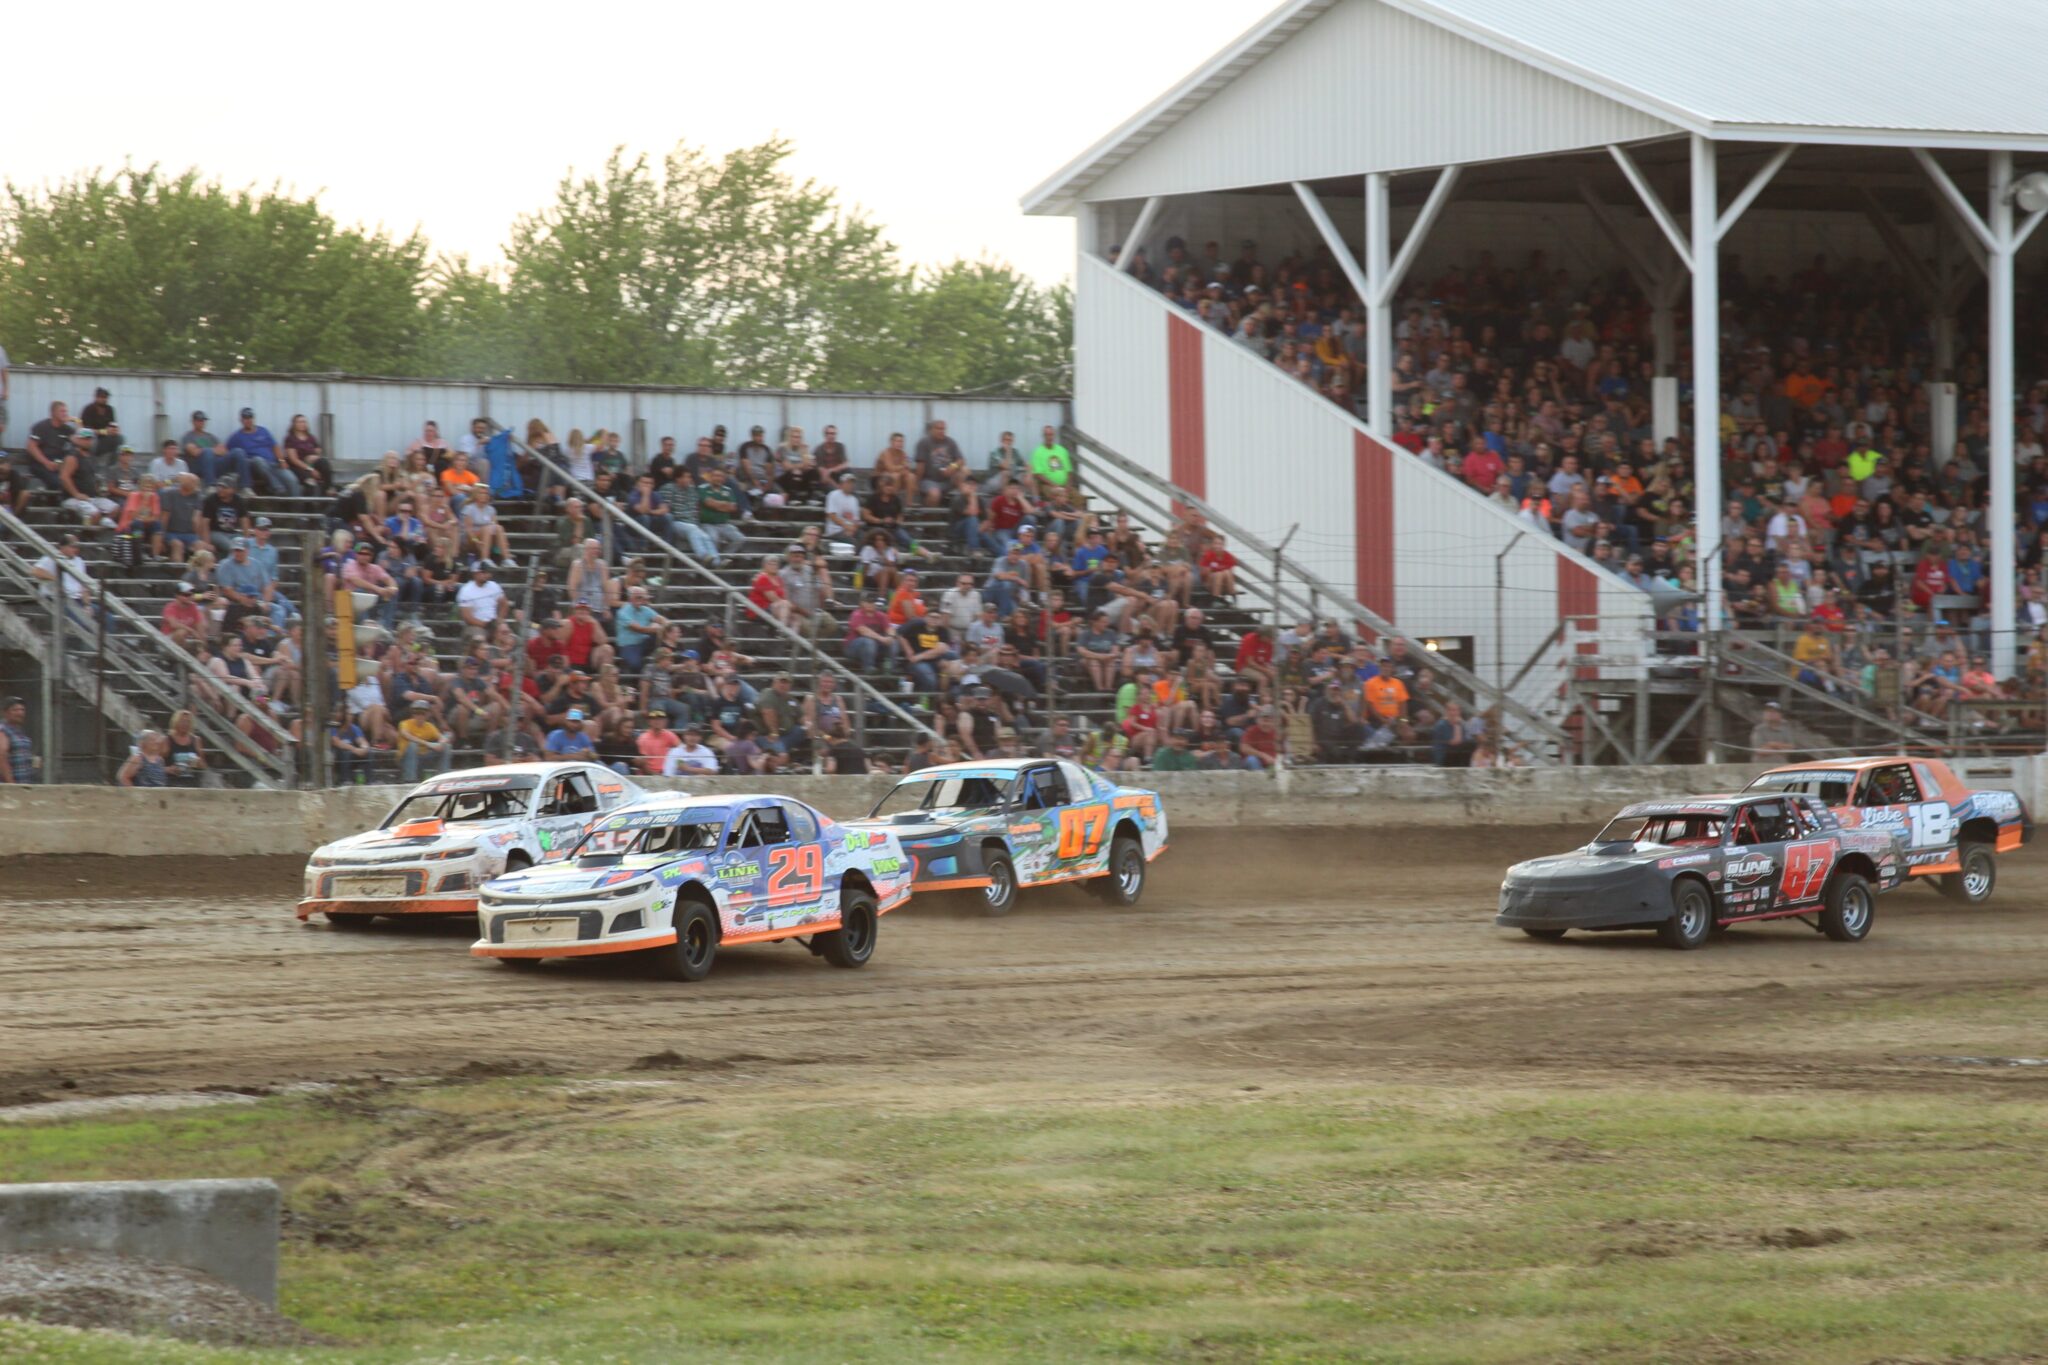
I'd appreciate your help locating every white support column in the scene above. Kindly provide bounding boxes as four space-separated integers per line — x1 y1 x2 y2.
1291 182 1373 313
1988 152 2017 677
1689 135 1723 630
1364 171 1393 440
1114 196 1163 273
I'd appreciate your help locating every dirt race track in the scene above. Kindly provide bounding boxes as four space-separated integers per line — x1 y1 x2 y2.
3 827 2046 1107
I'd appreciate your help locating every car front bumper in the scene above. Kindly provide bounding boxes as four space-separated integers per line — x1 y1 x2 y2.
299 859 492 919
1495 876 1666 931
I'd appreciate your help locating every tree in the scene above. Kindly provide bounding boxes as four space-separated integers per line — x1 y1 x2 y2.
880 261 1073 395
0 166 433 374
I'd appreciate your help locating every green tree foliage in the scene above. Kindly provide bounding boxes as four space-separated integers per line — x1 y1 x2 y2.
0 166 432 374
0 147 1071 394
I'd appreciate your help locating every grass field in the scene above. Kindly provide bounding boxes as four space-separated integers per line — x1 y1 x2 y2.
4 1073 2046 1363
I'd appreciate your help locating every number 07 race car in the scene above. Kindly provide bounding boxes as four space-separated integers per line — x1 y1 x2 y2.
1745 756 2031 904
843 758 1169 914
1497 792 1906 950
470 793 914 981
298 762 644 926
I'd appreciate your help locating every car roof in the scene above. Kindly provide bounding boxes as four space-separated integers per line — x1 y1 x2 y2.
1759 756 1917 775
613 792 806 814
895 758 1049 776
1615 794 1785 815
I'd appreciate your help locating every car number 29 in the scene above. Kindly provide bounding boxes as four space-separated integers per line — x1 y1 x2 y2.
1908 801 1957 850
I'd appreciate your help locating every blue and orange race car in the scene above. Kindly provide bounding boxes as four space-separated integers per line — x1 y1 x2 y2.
845 758 1169 914
471 793 914 981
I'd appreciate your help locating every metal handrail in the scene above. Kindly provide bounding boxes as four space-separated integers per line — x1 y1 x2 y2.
486 426 939 742
1714 631 1940 740
0 507 297 784
1066 426 1577 755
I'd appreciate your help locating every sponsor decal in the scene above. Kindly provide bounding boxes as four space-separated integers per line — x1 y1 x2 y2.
1969 791 2022 820
489 830 520 847
1726 855 1774 882
426 774 530 793
538 829 558 852
597 781 625 795
720 861 763 881
1858 807 1906 827
842 830 877 851
1658 853 1711 868
1007 823 1044 835
869 855 905 876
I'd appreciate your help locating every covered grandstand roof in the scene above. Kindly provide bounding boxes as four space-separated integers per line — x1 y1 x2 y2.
1024 0 2048 213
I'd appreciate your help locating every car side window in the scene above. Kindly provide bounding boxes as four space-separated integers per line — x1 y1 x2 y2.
1025 767 1068 810
779 802 817 843
561 773 598 816
730 812 762 849
1862 764 1920 806
537 779 571 817
1750 801 1795 842
1792 800 1824 835
753 806 792 846
1728 809 1760 846
1058 761 1097 802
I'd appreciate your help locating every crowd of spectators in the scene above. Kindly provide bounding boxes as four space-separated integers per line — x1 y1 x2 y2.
1122 233 2048 729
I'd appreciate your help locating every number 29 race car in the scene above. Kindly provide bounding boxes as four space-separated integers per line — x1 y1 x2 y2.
1745 756 2031 904
1497 792 1906 950
470 793 914 981
844 758 1169 914
298 762 643 926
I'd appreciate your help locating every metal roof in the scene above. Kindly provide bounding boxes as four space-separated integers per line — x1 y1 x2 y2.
1025 0 2048 213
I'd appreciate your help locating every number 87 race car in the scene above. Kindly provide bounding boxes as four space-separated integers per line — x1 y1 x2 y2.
844 758 1169 914
1497 792 1906 950
471 793 914 981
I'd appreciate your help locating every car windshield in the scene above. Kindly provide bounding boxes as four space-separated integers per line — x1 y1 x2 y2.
383 782 534 827
1592 813 1726 848
570 809 729 860
872 772 1018 817
1747 771 1854 806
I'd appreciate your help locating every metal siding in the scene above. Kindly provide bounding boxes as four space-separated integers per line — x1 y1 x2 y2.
1085 0 1674 203
4 367 1059 474
1078 256 1652 689
1075 257 1173 485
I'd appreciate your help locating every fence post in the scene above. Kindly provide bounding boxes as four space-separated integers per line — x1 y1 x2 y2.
300 534 328 790
42 578 64 784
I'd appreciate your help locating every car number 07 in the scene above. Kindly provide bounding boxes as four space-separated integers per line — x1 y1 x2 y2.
1058 805 1109 859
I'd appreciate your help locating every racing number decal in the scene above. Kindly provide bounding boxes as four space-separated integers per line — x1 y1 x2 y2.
766 845 824 902
1779 840 1835 903
1058 805 1109 860
1908 801 1957 851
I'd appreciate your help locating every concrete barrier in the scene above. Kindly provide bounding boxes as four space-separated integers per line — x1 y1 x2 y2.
2 758 2041 858
0 1179 280 1306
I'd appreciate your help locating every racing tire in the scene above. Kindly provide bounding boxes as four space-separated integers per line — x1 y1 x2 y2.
1092 835 1146 907
1940 842 1995 904
325 913 377 930
655 900 719 982
1819 872 1875 943
817 888 878 969
980 853 1018 916
1521 928 1568 941
1657 881 1715 950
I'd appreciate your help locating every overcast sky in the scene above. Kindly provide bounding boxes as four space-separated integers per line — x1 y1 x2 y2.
12 0 1268 283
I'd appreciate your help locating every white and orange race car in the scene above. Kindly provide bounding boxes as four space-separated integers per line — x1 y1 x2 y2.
298 762 644 927
1746 755 2031 903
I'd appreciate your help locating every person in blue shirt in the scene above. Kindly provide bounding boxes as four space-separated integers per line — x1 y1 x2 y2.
1947 543 1986 600
612 587 664 673
545 709 598 758
225 408 301 497
1065 531 1110 605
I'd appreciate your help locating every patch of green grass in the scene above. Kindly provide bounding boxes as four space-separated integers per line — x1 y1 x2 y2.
3 1080 2046 1362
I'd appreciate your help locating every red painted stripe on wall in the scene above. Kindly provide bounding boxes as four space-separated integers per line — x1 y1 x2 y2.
1558 559 1601 680
1353 430 1395 624
1166 315 1206 499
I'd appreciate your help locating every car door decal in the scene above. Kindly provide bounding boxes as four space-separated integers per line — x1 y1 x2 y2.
1057 804 1110 860
766 844 823 906
1778 840 1835 903
1907 800 1957 851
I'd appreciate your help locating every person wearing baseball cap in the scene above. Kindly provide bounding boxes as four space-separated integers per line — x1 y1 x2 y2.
397 697 452 783
545 707 597 760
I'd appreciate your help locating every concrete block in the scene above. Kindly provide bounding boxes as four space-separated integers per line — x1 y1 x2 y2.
0 1179 279 1306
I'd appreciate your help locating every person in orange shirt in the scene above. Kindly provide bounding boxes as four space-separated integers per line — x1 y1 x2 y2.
886 570 928 626
1607 462 1645 500
1363 670 1409 721
439 450 482 497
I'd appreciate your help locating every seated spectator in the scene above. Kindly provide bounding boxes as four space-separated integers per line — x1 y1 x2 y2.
662 722 720 776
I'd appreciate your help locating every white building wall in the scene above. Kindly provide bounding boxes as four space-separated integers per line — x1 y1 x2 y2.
1075 264 1173 485
1084 0 1676 204
5 368 1063 473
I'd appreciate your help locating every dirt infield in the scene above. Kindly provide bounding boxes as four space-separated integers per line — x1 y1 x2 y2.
3 828 2046 1107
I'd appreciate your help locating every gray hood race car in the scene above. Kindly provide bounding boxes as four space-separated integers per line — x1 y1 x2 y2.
1497 793 1906 949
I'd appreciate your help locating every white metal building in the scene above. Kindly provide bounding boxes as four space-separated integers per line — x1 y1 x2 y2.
1028 0 2048 680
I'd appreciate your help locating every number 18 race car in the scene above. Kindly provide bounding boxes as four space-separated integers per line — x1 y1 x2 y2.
298 762 644 926
470 793 914 981
1497 792 1906 950
844 758 1169 914
1745 756 2031 904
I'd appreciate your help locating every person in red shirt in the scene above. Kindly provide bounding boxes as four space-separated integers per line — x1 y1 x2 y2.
1909 553 1950 610
160 583 208 648
561 603 601 670
1200 542 1240 600
1234 625 1275 687
983 479 1028 552
749 555 793 625
1460 444 1502 494
526 618 571 675
1239 707 1279 770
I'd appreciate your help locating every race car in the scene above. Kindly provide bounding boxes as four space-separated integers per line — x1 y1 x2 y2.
1746 756 2031 904
470 792 913 980
1497 792 1907 949
845 758 1168 914
298 762 644 926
